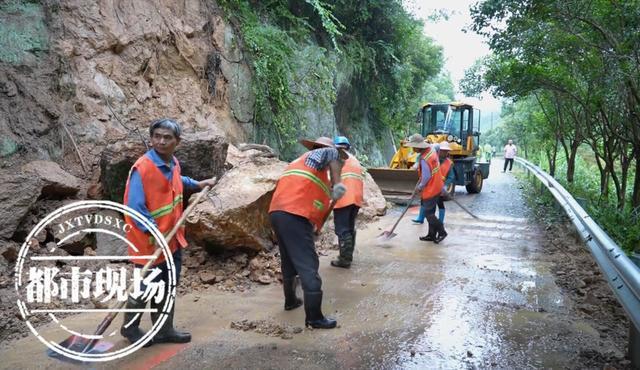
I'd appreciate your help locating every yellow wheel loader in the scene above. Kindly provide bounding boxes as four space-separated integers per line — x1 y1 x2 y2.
369 102 490 199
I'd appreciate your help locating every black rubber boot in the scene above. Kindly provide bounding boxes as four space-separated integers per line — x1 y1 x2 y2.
331 234 353 268
120 296 152 347
422 215 440 242
283 277 303 311
419 234 435 242
304 291 337 329
434 228 448 244
151 299 191 344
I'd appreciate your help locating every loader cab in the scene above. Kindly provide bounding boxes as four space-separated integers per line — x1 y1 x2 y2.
419 102 480 156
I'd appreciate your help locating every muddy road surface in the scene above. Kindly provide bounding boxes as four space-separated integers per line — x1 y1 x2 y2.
0 160 630 369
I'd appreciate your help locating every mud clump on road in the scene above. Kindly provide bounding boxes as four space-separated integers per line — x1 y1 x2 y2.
230 318 303 340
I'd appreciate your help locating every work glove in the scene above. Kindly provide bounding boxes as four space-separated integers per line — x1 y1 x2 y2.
414 183 424 194
331 182 347 201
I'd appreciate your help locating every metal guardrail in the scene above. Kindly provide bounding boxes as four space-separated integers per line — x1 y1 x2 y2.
515 157 640 364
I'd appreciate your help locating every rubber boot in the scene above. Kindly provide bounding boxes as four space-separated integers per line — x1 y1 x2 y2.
438 208 446 224
283 277 303 311
412 206 426 224
420 215 439 242
352 230 357 249
150 298 191 344
348 231 356 261
331 234 353 268
120 296 152 347
304 291 337 329
434 222 448 244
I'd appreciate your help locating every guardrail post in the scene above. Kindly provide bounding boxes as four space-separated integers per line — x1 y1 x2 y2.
631 326 640 368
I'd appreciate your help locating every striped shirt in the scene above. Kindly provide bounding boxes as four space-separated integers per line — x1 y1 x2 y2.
304 147 340 170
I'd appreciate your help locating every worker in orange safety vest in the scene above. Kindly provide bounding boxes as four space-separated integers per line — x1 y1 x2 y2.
122 118 217 346
269 137 347 329
405 133 447 244
330 136 364 268
428 141 453 242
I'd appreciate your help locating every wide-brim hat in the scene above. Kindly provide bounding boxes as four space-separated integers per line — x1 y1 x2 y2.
405 133 429 149
300 136 335 150
439 141 452 151
300 136 348 159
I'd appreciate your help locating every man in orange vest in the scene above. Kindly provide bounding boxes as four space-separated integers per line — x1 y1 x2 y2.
269 137 347 329
331 136 364 269
412 143 455 228
121 118 217 346
405 134 447 244
429 142 454 242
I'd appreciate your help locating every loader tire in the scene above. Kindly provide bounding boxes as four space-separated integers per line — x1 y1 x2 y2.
466 169 483 194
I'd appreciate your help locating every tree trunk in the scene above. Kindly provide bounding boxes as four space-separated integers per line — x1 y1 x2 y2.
594 152 608 199
619 148 631 210
566 141 579 183
610 165 623 209
632 149 640 209
546 142 558 177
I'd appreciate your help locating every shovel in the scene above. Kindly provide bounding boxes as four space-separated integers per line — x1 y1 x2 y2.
377 186 420 241
49 177 218 362
314 200 337 237
449 197 480 219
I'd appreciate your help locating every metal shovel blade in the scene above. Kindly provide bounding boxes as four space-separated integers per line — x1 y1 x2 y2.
377 230 397 241
47 335 114 363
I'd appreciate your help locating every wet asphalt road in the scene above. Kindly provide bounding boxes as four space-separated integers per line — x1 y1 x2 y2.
0 160 612 369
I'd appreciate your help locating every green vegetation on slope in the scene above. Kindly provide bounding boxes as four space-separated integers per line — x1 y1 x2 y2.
462 0 640 254
217 0 449 158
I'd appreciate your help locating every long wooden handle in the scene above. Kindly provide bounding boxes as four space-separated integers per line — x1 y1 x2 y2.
315 200 337 235
94 177 218 336
386 187 420 234
451 197 480 219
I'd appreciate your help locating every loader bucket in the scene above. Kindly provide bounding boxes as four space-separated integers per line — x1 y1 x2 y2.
367 168 419 196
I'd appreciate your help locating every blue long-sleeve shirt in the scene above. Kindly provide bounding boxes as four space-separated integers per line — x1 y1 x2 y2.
126 149 200 232
418 155 432 189
418 153 455 192
442 158 456 191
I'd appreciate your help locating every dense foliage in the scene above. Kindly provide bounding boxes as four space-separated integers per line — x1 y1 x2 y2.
462 0 640 253
217 0 450 156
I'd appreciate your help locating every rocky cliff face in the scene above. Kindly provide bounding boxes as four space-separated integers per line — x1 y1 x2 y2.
0 0 389 248
1 0 252 242
1 0 252 172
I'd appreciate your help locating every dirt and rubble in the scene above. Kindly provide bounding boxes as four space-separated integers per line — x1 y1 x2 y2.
0 141 387 346
230 319 304 340
521 181 632 369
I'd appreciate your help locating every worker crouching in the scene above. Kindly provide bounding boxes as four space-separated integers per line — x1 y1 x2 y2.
269 137 347 329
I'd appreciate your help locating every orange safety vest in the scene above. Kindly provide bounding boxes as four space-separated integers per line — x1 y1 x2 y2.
123 155 187 265
418 150 442 200
335 154 364 209
269 152 332 231
440 158 453 181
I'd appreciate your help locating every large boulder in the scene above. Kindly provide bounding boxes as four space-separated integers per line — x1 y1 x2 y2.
360 171 387 221
0 161 82 240
186 145 387 252
186 145 286 251
99 131 228 201
22 160 82 197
